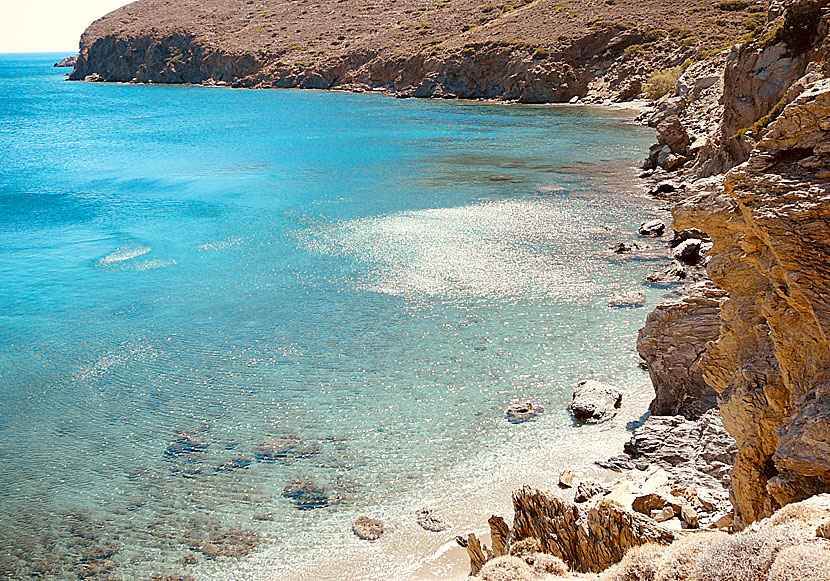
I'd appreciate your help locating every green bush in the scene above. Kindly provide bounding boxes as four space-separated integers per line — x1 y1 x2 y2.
643 65 684 100
717 0 751 10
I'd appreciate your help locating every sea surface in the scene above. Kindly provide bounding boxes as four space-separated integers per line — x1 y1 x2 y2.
0 53 663 580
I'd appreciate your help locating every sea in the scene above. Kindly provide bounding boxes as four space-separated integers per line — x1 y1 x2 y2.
0 53 665 580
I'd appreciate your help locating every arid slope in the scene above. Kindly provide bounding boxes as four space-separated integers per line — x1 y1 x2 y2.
71 0 763 102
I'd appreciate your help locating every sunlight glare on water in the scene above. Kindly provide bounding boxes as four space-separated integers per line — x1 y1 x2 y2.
0 53 662 580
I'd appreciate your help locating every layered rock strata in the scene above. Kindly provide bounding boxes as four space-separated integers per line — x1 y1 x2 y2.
663 0 830 527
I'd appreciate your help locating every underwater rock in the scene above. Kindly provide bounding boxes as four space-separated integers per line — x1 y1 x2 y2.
163 432 209 459
570 380 622 423
608 290 646 308
254 434 304 462
282 479 329 510
352 516 384 540
214 456 252 472
190 530 259 558
505 401 544 424
416 508 449 532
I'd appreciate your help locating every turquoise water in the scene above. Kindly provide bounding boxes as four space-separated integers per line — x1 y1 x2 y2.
0 54 661 580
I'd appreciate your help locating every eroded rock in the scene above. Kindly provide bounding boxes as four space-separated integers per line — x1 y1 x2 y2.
570 380 622 423
416 508 449 532
352 516 384 540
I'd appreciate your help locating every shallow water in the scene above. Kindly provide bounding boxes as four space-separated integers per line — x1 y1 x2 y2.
0 54 662 580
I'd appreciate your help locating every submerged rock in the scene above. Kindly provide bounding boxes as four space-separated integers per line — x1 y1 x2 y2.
254 434 318 462
570 380 622 423
353 516 384 540
608 290 646 308
416 508 449 532
163 432 209 459
214 456 252 472
189 530 259 558
281 479 329 510
505 401 544 424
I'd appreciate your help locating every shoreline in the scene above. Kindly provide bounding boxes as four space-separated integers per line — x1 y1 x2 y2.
66 73 653 114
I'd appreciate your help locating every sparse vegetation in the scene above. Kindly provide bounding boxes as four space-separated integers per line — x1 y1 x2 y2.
643 63 687 100
735 95 788 138
717 0 751 10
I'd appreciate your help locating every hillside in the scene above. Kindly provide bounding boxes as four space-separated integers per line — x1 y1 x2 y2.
70 0 765 102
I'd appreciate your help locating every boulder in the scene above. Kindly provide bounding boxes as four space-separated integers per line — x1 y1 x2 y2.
608 290 646 308
505 401 544 424
570 380 622 424
670 228 710 248
416 508 449 532
632 493 669 515
681 504 700 528
672 238 704 265
644 261 690 286
638 219 667 237
352 516 384 540
574 480 609 503
558 470 575 489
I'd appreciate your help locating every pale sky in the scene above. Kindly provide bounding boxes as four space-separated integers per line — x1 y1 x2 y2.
0 1 132 54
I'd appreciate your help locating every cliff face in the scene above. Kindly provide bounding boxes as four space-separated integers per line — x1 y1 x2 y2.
665 0 830 528
70 0 757 102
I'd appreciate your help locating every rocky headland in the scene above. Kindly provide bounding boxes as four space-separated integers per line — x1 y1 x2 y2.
69 0 758 103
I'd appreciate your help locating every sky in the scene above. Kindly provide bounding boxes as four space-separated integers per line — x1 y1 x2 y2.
0 1 132 54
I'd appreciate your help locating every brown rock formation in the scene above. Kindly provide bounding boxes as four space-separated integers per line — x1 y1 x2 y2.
69 0 757 102
509 486 676 573
637 282 726 419
670 5 830 526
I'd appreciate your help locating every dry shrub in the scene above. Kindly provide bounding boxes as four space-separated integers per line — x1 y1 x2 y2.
602 543 665 581
691 525 804 581
657 532 725 581
479 555 539 581
768 541 830 581
511 537 544 556
524 552 569 576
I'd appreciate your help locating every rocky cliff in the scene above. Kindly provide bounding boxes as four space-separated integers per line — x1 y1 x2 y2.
70 0 757 103
644 0 830 529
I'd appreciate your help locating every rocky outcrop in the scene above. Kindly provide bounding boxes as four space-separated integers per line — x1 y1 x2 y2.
624 410 738 494
54 55 77 68
673 71 830 525
637 283 725 419
509 486 676 573
637 0 830 530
